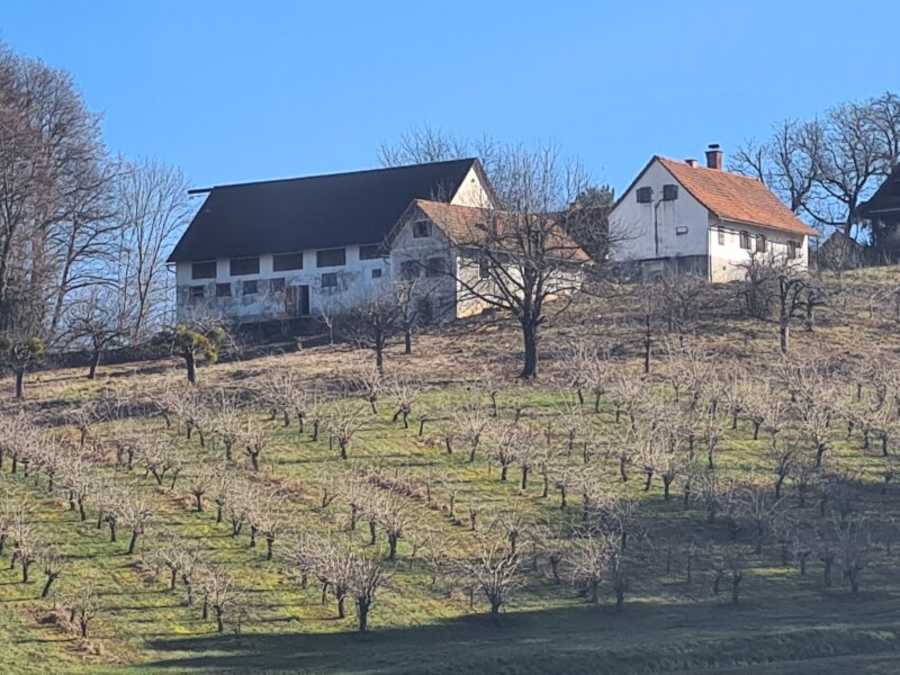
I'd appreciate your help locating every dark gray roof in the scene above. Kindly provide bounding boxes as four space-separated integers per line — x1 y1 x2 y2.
167 158 481 263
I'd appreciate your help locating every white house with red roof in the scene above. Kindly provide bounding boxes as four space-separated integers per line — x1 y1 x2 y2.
609 144 818 281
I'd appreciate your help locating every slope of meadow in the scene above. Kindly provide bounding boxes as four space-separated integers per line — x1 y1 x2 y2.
0 267 898 674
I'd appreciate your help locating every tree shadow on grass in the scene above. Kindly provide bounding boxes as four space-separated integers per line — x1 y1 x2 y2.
142 598 900 674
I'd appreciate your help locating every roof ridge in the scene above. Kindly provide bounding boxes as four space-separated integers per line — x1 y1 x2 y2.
195 157 478 192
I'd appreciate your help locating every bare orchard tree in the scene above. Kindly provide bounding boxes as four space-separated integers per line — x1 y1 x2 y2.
64 286 133 379
335 283 403 374
347 552 386 632
435 146 602 378
455 532 522 621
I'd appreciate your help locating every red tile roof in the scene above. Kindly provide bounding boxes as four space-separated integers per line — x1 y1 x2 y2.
657 157 818 237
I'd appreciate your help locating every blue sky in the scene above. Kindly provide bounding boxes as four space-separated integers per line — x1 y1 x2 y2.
2 1 898 194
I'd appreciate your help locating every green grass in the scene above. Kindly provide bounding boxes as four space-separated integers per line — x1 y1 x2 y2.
0 267 899 673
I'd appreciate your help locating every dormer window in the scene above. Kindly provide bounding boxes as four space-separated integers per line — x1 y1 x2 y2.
663 184 679 201
413 220 432 238
636 187 653 204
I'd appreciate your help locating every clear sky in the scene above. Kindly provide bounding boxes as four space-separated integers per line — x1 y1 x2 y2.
2 1 898 195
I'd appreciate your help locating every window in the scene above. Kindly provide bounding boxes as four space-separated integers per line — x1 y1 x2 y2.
426 257 447 277
321 272 339 288
412 220 431 238
371 268 382 279
417 297 433 323
189 286 205 301
756 234 767 253
479 260 491 279
230 256 260 276
192 261 216 280
270 277 286 293
717 228 725 246
636 186 653 204
662 184 679 201
787 240 800 260
242 280 258 295
675 226 688 236
401 260 420 281
216 283 231 298
739 231 751 250
359 244 382 260
316 248 346 268
273 253 303 271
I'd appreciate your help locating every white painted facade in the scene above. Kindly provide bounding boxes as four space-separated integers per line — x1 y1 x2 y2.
174 245 389 322
610 157 809 281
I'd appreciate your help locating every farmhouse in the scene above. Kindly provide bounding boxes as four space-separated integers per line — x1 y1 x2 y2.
609 145 818 281
167 159 495 323
858 163 900 261
387 200 589 319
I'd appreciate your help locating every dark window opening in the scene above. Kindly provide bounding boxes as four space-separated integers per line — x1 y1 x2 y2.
359 244 382 260
787 241 800 259
756 234 767 253
662 184 679 201
189 286 205 301
636 186 653 204
192 261 216 280
273 253 303 271
417 297 433 323
216 283 231 298
412 221 431 238
739 231 751 250
371 268 382 279
242 280 258 295
316 248 346 268
230 256 260 276
717 228 725 246
401 260 419 281
270 277 286 292
321 272 339 289
479 260 491 279
426 257 447 277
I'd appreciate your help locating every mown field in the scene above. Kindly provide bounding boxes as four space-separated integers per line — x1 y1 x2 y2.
0 267 899 674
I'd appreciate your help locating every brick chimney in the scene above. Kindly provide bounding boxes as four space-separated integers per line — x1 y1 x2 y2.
685 158 698 168
705 143 723 170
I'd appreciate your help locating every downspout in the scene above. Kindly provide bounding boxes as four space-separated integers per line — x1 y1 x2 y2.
653 198 663 258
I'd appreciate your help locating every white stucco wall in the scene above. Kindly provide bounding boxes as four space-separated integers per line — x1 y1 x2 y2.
709 218 808 281
175 244 389 322
610 160 710 262
450 166 494 208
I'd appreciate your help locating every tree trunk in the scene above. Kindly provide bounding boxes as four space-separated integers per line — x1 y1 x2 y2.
14 369 24 400
128 530 139 554
357 599 370 632
185 351 197 385
404 328 412 355
41 574 57 598
88 349 101 380
520 319 539 379
779 319 789 354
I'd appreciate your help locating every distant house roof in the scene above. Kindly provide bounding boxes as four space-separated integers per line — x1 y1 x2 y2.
859 164 900 218
618 156 818 237
167 158 484 263
398 199 590 263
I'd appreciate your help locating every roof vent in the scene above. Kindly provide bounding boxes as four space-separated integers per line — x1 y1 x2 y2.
685 158 698 168
705 143 723 170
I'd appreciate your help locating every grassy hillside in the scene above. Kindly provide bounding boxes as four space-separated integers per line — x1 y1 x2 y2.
0 267 899 674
